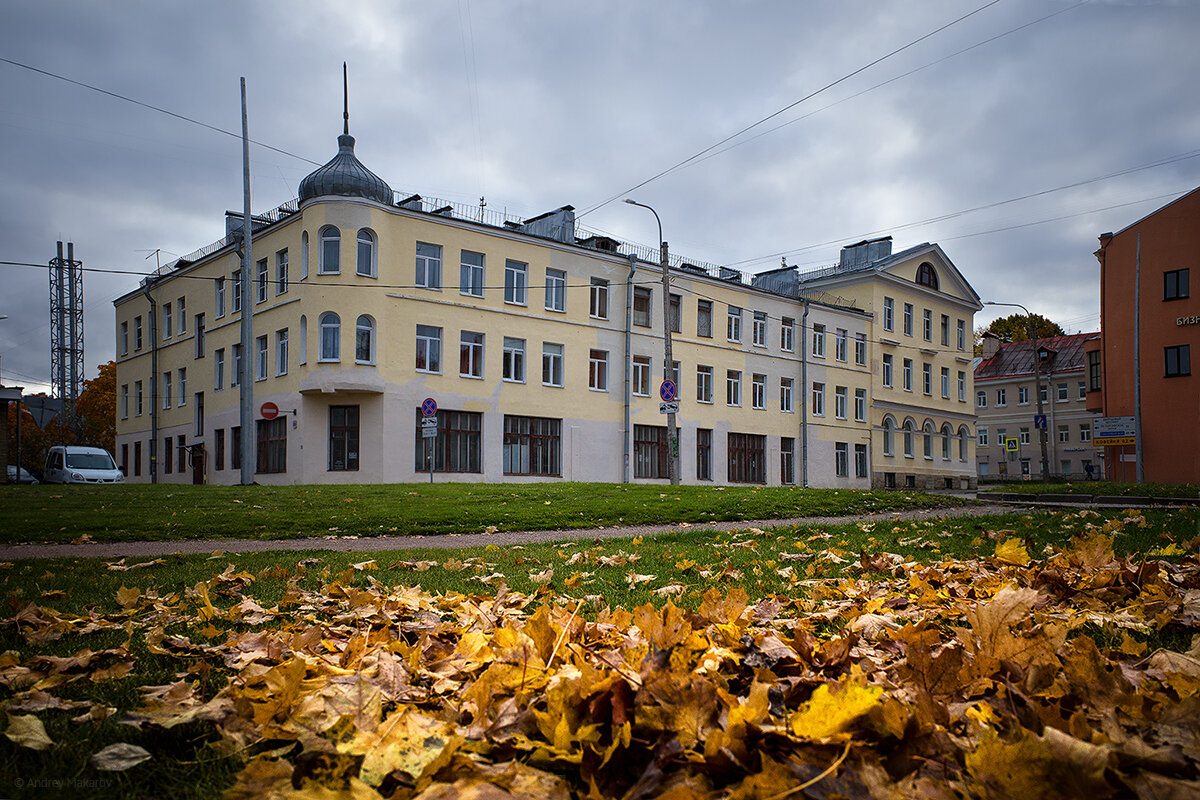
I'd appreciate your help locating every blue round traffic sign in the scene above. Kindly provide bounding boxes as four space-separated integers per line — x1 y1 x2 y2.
659 379 677 402
421 397 438 417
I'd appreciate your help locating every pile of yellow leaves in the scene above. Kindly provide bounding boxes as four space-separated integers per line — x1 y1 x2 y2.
5 528 1200 798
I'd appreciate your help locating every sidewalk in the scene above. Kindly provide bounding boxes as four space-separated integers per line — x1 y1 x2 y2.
0 503 1025 560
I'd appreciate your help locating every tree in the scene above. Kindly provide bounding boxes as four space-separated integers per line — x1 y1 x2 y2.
75 360 116 454
974 313 1065 354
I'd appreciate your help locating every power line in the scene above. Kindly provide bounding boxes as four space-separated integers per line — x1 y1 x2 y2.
578 0 1005 218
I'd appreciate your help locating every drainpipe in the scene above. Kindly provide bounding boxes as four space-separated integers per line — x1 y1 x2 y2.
622 254 636 483
140 277 159 484
800 299 810 488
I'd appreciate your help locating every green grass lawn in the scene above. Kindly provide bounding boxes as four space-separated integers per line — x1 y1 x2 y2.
0 482 968 544
981 480 1199 497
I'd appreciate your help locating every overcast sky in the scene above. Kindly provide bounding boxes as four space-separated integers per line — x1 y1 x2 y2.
2 0 1198 394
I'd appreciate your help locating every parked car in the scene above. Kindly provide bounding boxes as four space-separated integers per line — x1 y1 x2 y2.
6 465 39 484
43 446 124 484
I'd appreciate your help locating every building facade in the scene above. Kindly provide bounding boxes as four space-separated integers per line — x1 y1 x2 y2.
974 332 1103 480
113 125 978 488
1087 187 1199 484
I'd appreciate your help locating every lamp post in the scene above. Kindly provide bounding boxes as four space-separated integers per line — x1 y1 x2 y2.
625 199 679 485
985 301 1050 482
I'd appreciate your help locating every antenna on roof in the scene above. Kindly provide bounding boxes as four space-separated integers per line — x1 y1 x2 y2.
343 62 349 135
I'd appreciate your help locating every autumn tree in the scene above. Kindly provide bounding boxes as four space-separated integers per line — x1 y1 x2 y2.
75 360 116 454
6 402 72 474
973 313 1065 355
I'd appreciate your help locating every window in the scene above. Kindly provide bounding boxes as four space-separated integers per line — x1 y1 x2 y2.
215 278 225 318
502 337 525 382
883 297 894 332
697 365 713 403
996 388 1006 406
356 229 376 277
923 309 932 341
257 258 268 303
633 425 670 479
319 226 340 274
120 321 128 356
1165 344 1191 376
781 317 794 351
902 358 913 391
134 380 143 415
751 373 766 409
120 384 128 418
835 329 847 362
997 428 1007 448
811 323 826 357
780 377 794 412
545 268 566 311
276 249 288 295
903 420 915 458
301 231 309 280
231 426 242 471
1080 424 1092 443
328 405 359 471
835 442 849 477
1164 268 1189 300
922 364 933 395
752 311 767 346
669 294 682 333
232 344 242 387
590 278 609 319
781 438 795 485
355 316 375 363
811 382 825 416
589 350 608 391
854 388 866 422
1020 428 1031 445
916 262 939 289
194 314 205 359
459 331 484 378
978 428 988 446
319 312 340 361
696 429 712 481
178 298 186 333
214 429 224 471
164 436 172 474
1039 384 1048 403
500 259 528 304
835 385 847 419
1078 381 1086 400
941 367 950 399
977 390 987 408
726 370 741 406
195 392 203 437
727 306 742 342
134 316 143 352
542 343 564 387
299 316 307 365
276 329 288 376
120 443 128 475
957 319 965 351
162 371 172 409
882 417 895 457
697 300 713 337
416 325 442 373
178 368 187 405
924 423 935 459
214 349 225 391
855 333 866 366
940 314 950 346
942 424 953 460
257 418 287 474
256 335 268 380
882 354 893 387
416 242 442 289
1019 386 1029 405
727 433 765 483
1058 424 1070 443
633 287 652 327
632 355 651 396
232 269 242 312
460 251 485 297
163 302 172 339
903 303 913 336
1057 383 1068 402
503 415 561 476
958 371 966 402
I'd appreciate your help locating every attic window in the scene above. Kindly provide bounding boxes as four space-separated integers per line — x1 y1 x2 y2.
915 262 939 290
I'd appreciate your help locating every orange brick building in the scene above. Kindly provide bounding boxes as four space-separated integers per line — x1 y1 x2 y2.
1087 186 1199 484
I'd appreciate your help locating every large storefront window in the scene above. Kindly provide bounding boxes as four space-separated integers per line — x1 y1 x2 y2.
503 415 561 476
634 424 669 479
414 409 482 473
256 417 287 474
329 406 359 471
728 432 766 484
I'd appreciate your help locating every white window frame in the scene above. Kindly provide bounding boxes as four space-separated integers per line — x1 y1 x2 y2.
752 312 767 347
835 385 847 419
835 329 847 362
542 343 564 387
854 388 866 422
751 373 766 409
590 278 609 319
780 377 793 412
502 337 525 382
460 331 485 378
416 325 442 374
696 365 713 403
256 334 268 381
319 226 340 275
505 260 528 305
319 312 340 362
276 249 288 295
781 317 794 352
589 349 609 391
811 382 825 416
355 315 375 364
276 329 288 376
726 370 741 406
545 268 566 312
882 354 893 388
356 229 377 278
855 333 866 366
727 307 742 342
632 355 651 396
883 297 894 332
416 242 442 289
460 251 485 297
811 323 825 358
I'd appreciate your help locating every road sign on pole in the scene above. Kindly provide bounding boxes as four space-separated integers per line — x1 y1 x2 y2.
421 397 438 417
659 379 677 402
659 401 679 414
1033 414 1047 430
1005 437 1019 453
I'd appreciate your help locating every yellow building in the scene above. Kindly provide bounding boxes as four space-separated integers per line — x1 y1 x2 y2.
113 124 976 488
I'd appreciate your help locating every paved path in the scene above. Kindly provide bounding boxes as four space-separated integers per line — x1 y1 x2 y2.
0 504 1027 560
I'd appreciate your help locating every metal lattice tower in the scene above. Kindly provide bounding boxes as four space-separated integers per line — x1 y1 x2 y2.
49 241 84 430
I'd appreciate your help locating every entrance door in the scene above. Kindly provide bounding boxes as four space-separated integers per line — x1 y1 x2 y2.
190 445 206 485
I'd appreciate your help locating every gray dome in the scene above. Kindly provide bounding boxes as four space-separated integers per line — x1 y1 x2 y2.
298 133 393 206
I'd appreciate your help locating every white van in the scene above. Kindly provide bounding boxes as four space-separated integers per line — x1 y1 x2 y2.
44 446 125 484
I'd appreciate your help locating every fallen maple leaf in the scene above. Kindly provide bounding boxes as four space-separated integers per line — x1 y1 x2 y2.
5 714 53 750
90 742 152 771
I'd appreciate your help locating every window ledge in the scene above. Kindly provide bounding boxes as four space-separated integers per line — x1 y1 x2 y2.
460 374 485 380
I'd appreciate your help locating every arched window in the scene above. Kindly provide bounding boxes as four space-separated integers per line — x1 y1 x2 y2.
923 421 935 459
882 416 896 457
941 423 953 460
319 226 340 274
903 419 915 457
356 229 376 277
958 425 970 460
319 312 340 361
301 231 310 280
299 315 307 365
915 262 939 290
355 315 375 363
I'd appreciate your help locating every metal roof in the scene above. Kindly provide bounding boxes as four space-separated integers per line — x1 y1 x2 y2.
298 133 393 206
974 332 1099 381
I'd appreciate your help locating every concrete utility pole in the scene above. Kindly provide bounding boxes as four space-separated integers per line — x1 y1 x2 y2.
239 77 255 486
625 199 680 485
985 301 1050 482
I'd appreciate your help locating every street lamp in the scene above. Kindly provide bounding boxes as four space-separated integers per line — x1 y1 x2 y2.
625 199 680 485
985 301 1051 482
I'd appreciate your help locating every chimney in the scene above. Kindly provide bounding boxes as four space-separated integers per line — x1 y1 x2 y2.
981 331 1002 359
839 236 892 269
